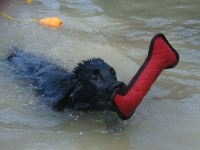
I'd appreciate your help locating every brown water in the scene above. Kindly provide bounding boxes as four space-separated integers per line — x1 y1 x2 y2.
0 0 200 150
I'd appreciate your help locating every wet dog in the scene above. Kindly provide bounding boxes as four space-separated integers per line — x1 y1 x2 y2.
4 49 125 112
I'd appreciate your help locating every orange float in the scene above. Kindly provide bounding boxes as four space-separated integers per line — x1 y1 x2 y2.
39 17 63 28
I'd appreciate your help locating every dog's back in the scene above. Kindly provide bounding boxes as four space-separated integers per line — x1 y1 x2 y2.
5 49 76 109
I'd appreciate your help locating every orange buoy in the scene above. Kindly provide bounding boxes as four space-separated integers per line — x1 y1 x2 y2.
39 17 62 27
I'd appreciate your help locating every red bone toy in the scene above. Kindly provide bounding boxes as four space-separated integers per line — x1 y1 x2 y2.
113 33 179 120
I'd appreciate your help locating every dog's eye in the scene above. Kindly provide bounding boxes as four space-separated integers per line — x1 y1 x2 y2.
109 67 116 75
91 74 99 80
91 70 102 80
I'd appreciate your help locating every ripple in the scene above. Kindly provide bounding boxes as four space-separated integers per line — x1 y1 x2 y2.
61 0 104 14
39 0 60 10
183 19 200 25
131 17 175 28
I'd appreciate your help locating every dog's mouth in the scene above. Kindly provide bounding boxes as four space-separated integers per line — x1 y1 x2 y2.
109 81 126 94
72 81 126 111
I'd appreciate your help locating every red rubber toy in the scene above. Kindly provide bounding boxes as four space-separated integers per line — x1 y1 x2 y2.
113 33 179 120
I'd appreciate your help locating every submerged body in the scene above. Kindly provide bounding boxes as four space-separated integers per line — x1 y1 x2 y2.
4 48 125 112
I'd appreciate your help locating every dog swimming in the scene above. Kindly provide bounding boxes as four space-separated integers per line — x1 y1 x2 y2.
3 48 125 112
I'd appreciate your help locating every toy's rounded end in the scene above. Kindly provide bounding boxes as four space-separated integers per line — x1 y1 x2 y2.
39 17 63 28
150 33 179 69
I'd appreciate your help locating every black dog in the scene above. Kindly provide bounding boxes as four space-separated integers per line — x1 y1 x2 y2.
4 49 125 112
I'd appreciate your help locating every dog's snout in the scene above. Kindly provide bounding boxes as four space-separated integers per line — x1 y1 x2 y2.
109 81 126 92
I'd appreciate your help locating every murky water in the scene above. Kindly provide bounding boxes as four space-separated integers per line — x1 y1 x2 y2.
0 0 200 149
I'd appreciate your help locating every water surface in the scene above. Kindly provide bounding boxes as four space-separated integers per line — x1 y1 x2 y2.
0 0 200 150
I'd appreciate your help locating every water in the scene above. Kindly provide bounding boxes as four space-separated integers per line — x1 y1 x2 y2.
0 0 200 149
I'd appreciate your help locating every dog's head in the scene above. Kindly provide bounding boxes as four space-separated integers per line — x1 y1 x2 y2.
71 58 125 111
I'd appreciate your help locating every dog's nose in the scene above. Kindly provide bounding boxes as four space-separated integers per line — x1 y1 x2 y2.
109 81 126 92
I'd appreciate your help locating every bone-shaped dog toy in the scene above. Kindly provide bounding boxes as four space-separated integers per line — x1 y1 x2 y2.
113 33 179 120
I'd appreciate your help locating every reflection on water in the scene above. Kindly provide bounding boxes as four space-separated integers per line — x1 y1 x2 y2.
0 0 200 150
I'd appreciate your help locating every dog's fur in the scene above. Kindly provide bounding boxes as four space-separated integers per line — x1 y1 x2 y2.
4 49 125 111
